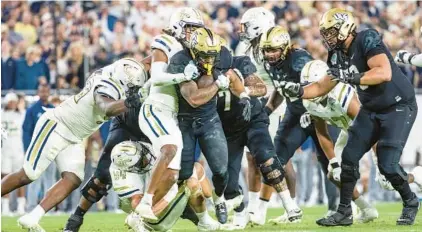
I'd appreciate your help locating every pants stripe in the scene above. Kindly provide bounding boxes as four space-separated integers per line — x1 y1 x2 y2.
33 123 57 170
143 105 159 137
26 119 51 162
149 105 169 135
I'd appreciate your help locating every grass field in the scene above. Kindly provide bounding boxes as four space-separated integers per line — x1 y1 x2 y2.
1 203 421 232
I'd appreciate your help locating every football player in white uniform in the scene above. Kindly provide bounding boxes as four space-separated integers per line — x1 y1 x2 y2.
237 7 301 225
1 92 26 216
299 60 422 221
1 58 148 231
110 141 220 232
136 7 204 220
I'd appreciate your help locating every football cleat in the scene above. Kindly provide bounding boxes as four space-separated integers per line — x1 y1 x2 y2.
63 214 84 232
18 214 46 232
316 211 353 227
396 194 420 225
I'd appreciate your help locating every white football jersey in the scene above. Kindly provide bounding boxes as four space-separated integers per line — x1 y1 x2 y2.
303 83 355 130
47 64 127 141
145 34 183 112
236 41 269 81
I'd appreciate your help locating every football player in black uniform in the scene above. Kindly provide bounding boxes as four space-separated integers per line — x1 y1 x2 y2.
167 28 249 224
283 9 419 226
216 53 296 228
258 26 343 221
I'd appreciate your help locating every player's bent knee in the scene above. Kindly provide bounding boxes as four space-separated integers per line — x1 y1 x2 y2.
62 171 82 188
81 175 110 204
259 157 285 186
340 163 360 182
16 168 33 185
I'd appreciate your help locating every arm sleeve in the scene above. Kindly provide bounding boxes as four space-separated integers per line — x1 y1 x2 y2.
22 109 34 152
410 53 422 67
360 29 385 60
149 61 186 86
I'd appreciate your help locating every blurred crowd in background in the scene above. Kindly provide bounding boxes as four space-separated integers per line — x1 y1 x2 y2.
1 0 422 215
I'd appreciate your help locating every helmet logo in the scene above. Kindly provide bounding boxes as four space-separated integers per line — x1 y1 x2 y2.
333 13 348 21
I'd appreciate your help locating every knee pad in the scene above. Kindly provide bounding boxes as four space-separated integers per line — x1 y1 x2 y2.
259 157 285 187
81 176 111 204
340 163 360 182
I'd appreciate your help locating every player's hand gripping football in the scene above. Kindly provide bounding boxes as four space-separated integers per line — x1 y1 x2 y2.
184 61 200 81
124 86 143 108
216 74 230 90
328 157 341 182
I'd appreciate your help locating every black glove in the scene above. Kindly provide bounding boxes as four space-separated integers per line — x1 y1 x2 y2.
327 67 363 85
124 87 143 108
282 82 304 98
239 97 252 122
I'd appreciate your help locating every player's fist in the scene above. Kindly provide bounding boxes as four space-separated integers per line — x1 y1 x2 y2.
216 74 230 90
283 82 303 98
328 158 341 182
184 61 200 81
395 50 415 65
299 113 312 128
375 171 394 190
124 87 143 108
239 96 251 122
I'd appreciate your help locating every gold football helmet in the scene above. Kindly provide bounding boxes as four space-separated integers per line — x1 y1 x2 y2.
259 26 291 66
189 28 222 75
319 8 356 51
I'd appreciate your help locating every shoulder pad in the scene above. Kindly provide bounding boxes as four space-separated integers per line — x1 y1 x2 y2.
232 55 257 76
359 29 382 54
151 34 183 61
291 49 313 73
167 50 192 74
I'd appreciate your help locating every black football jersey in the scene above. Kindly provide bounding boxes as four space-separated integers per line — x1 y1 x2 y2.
217 56 261 134
110 105 149 142
327 29 415 112
168 46 233 118
264 48 314 115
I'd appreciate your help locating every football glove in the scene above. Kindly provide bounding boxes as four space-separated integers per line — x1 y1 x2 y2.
184 61 200 81
124 87 143 108
239 96 252 122
328 157 341 182
216 74 230 90
327 67 363 85
299 112 312 128
375 170 394 190
282 82 303 98
395 50 415 65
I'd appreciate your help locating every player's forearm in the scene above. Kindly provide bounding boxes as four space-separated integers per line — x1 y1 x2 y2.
95 95 128 117
150 62 186 86
302 76 336 99
359 67 391 85
244 74 267 97
266 90 283 112
188 84 219 107
314 119 336 160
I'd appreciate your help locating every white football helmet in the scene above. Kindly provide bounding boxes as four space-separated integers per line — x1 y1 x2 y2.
300 60 329 103
111 141 156 174
167 7 204 45
240 7 275 42
112 58 149 92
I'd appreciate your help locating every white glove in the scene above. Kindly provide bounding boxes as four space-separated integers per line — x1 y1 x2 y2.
300 113 312 128
328 158 341 182
395 50 414 64
375 170 394 190
184 61 200 81
216 74 230 90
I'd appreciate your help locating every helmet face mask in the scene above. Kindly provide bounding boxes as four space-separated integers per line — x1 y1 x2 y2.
190 28 222 75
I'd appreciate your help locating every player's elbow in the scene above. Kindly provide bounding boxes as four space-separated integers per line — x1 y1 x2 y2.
383 69 392 82
186 97 201 108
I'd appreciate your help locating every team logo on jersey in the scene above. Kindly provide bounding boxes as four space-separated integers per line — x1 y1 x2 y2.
331 53 338 65
333 13 349 21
